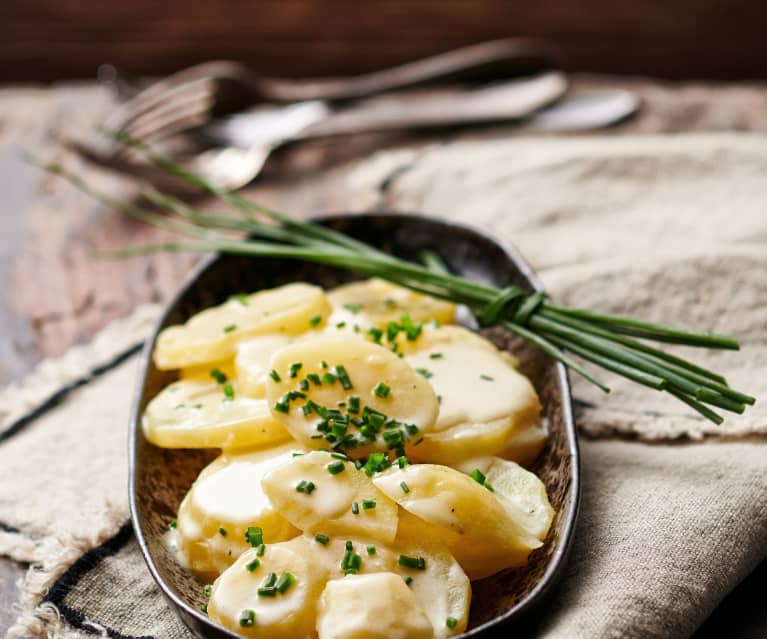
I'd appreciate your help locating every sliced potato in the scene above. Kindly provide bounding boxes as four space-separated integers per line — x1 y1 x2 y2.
265 336 438 456
317 573 434 639
373 464 541 580
142 378 292 449
176 443 302 575
455 457 554 542
235 334 294 398
154 283 331 369
207 541 330 639
261 451 399 543
294 534 468 639
328 278 456 331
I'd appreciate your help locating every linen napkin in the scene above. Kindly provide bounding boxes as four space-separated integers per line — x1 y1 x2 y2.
1 133 765 639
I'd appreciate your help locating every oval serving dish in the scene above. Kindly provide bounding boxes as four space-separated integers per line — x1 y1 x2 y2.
129 212 580 639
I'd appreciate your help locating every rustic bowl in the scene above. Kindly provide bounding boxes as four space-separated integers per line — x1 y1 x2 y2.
129 212 580 638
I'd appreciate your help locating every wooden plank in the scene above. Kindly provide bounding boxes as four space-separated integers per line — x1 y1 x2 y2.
1 1 767 81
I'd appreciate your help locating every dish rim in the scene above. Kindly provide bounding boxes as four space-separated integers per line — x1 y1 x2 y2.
128 210 580 638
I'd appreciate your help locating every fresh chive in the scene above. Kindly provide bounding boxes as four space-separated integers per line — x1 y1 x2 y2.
400 481 410 493
345 540 354 551
415 367 433 379
471 469 486 485
245 527 263 547
397 456 409 468
373 382 391 398
362 499 376 510
257 586 276 597
315 533 329 545
309 315 322 327
368 327 384 344
289 362 302 378
321 360 328 368
274 399 290 413
169 519 177 529
299 378 309 391
230 293 249 306
199 603 208 613
351 501 360 515
296 480 316 494
404 576 413 586
322 372 338 384
223 382 235 400
203 584 212 597
263 572 277 588
480 374 494 381
209 368 227 384
446 617 458 629
429 352 443 359
218 527 227 537
223 323 237 333
330 452 350 461
245 558 260 572
336 321 347 328
336 365 353 389
343 303 363 314
366 544 376 555
275 572 295 594
307 373 322 386
269 369 281 382
347 396 361 414
398 555 426 570
256 543 266 556
327 460 346 475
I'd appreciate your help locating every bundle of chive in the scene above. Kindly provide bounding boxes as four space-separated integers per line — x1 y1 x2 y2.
34 133 755 424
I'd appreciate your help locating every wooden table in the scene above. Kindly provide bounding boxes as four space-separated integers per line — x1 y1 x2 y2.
1 75 766 636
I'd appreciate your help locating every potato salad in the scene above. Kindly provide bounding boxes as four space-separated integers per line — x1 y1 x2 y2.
144 278 554 638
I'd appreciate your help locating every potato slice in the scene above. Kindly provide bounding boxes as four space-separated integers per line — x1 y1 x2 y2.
373 464 541 580
293 534 469 639
265 336 438 456
207 541 330 639
175 443 302 575
328 278 456 331
154 283 331 369
261 451 399 544
235 334 294 398
456 457 554 542
317 573 434 639
142 378 292 449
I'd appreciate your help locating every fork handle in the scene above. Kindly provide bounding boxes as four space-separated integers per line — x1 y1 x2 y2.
297 72 567 139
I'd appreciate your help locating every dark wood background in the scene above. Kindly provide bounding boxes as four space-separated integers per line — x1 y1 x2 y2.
2 0 767 82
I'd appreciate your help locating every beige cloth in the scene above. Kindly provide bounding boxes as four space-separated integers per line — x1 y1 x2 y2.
1 133 765 638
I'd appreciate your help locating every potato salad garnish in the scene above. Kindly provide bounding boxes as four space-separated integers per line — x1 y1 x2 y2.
147 278 554 638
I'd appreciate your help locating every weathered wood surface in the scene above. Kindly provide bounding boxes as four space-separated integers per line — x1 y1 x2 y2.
1 76 767 637
2 1 767 81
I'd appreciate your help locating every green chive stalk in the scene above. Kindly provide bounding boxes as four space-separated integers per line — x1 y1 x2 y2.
32 134 756 425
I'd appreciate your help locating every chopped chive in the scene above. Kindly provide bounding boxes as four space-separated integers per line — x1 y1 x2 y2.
404 576 413 585
336 365 353 389
366 544 376 555
218 527 227 537
384 297 398 309
367 327 384 344
347 396 360 414
429 352 443 359
331 452 350 461
327 460 346 475
484 481 495 492
362 499 376 510
269 369 281 382
175 403 186 410
415 367 433 379
299 378 309 391
315 533 329 545
230 293 249 306
256 543 266 557
257 586 276 597
471 469 487 485
336 321 347 328
274 399 290 413
199 603 208 613
345 540 354 551
400 481 410 493
480 374 494 381
373 382 391 398
322 372 338 384
309 315 322 327
321 360 328 369
203 584 212 597
239 610 256 627
307 373 322 385
343 303 363 314
398 555 426 570
397 456 409 468
169 519 177 529
263 572 277 588
289 362 303 378
223 382 235 400
275 572 296 594
296 480 316 494
292 452 304 457
446 617 458 629
245 527 263 547
437 394 443 404
223 323 237 333
210 368 227 384
351 501 360 515
245 558 260 572
301 403 313 416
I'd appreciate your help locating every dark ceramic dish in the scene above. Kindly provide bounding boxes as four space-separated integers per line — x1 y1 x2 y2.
129 212 580 639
